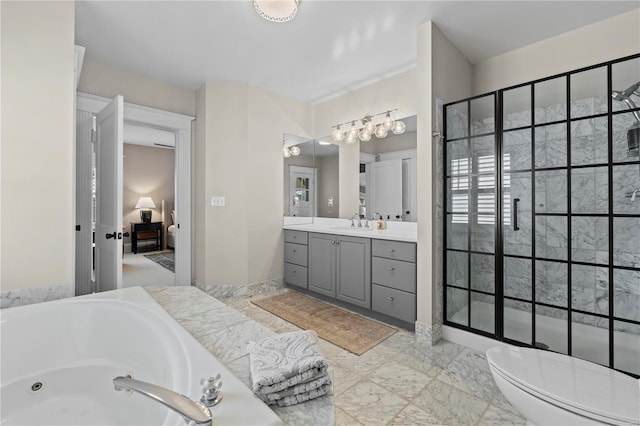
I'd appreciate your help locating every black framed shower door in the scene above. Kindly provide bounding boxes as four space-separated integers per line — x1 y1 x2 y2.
443 53 640 377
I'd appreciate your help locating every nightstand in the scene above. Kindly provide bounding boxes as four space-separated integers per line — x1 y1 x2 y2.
131 222 163 254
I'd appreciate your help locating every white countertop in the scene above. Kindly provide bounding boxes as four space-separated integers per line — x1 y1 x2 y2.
283 217 417 243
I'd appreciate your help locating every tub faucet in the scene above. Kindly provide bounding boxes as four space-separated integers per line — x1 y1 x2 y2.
113 376 212 426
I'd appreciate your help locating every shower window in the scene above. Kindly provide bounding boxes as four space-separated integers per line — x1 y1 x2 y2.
443 54 640 377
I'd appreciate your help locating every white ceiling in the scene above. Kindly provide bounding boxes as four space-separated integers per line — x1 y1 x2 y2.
75 1 639 104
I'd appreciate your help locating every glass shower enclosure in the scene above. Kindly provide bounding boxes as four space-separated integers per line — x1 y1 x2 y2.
444 54 640 377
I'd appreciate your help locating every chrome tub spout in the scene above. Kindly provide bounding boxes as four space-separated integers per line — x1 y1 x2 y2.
113 376 212 426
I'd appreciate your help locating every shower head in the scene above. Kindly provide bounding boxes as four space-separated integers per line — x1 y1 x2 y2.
611 81 640 102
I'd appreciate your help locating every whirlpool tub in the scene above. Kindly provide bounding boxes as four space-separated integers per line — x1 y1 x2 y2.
0 287 282 426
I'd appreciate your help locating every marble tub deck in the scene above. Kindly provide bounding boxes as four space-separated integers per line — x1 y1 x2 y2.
146 286 526 426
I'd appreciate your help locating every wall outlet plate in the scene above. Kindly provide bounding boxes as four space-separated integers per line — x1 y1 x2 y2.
211 196 225 207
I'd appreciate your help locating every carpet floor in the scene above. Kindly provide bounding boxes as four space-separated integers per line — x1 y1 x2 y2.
144 251 175 273
252 291 397 355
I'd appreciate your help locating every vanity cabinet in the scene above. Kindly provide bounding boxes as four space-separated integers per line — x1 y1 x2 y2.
284 230 308 289
308 232 371 309
371 239 417 323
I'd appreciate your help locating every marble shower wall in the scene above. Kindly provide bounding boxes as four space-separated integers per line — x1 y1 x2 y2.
446 93 640 333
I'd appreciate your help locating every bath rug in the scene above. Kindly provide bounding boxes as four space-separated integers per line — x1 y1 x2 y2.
144 251 175 272
251 291 397 355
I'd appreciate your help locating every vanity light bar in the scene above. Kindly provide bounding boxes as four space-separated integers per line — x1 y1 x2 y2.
331 109 406 144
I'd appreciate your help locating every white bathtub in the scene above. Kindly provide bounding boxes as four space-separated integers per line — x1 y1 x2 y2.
0 287 283 426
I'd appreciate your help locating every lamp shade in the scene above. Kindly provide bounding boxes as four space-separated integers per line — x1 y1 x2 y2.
135 196 156 209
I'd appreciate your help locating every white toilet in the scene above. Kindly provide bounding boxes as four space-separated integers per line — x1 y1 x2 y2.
486 346 640 426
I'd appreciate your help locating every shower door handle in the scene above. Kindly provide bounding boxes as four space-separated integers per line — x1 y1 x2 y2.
513 198 520 231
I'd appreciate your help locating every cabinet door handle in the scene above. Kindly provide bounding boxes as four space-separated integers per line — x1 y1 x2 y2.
292 249 296 253
331 240 335 245
388 267 395 271
387 296 394 301
336 240 340 244
388 249 395 253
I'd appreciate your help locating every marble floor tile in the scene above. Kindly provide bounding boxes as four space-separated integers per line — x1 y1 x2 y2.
368 359 431 400
436 355 500 401
273 394 335 426
335 407 363 425
389 404 445 426
490 388 523 417
330 363 363 396
478 404 526 425
392 344 444 378
413 379 489 426
411 339 466 368
336 379 409 425
197 319 274 364
224 354 252 389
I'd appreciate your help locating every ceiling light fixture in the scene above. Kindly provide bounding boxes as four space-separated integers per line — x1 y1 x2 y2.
254 0 299 23
331 110 406 144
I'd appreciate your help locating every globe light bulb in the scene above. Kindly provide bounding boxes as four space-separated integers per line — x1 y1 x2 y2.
359 129 372 142
392 120 406 135
290 145 301 156
283 147 291 158
348 121 359 138
383 112 394 130
345 132 357 144
332 126 344 142
363 117 376 134
375 124 388 138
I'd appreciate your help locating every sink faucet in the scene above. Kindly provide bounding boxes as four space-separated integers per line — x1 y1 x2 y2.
351 213 361 227
113 376 212 426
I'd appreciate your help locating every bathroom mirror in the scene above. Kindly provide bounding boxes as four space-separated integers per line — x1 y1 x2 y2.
359 115 417 221
283 134 315 222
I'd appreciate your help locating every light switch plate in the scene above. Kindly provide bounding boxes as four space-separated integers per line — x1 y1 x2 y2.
211 196 225 207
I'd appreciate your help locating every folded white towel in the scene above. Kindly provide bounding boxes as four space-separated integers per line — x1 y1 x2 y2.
267 382 332 407
261 374 331 404
248 330 330 395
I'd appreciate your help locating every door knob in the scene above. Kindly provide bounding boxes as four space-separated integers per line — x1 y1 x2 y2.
117 232 123 240
388 267 395 271
387 296 395 301
106 232 117 239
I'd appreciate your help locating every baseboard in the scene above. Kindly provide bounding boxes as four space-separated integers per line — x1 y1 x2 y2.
442 325 510 353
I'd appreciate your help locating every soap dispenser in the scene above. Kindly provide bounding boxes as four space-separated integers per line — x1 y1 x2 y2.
374 213 386 230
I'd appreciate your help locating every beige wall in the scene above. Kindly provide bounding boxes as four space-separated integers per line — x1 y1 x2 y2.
417 21 474 325
317 154 339 218
314 70 418 217
473 9 640 95
194 82 314 286
122 144 175 247
78 58 196 116
1 1 75 292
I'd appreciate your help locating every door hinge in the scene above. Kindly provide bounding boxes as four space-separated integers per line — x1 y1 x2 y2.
91 128 96 144
75 225 81 231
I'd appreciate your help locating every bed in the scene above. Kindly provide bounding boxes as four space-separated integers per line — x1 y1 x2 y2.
162 200 175 250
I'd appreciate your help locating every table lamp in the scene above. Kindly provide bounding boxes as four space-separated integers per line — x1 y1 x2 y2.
135 196 156 223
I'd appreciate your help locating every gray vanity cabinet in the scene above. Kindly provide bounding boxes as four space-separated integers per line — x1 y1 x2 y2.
284 230 308 289
335 236 371 309
371 239 417 323
308 233 336 297
308 232 371 309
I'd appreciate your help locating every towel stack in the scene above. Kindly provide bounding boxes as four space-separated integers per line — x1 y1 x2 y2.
248 330 332 407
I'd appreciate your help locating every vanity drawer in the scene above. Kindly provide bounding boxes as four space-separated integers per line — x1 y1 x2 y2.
285 230 308 245
284 263 308 289
372 284 416 324
372 257 416 293
372 240 416 263
284 243 308 267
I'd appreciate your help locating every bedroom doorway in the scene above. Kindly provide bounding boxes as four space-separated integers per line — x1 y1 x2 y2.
122 139 176 287
75 93 193 295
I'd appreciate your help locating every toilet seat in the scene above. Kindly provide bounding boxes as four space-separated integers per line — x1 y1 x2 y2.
486 346 640 425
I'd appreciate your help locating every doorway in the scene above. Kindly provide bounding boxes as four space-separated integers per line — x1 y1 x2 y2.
75 93 193 294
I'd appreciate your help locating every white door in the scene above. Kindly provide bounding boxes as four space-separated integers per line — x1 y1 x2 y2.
289 166 317 217
369 159 402 220
95 96 124 292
